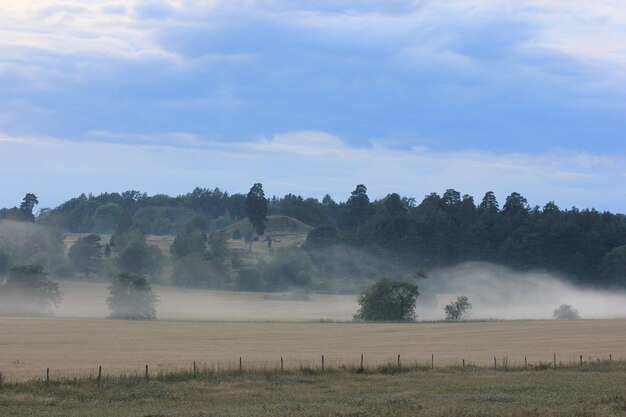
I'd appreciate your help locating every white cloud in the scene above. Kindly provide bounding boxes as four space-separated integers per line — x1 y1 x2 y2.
1 130 624 212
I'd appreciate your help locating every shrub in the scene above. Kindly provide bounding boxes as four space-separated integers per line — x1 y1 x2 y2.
107 273 158 320
0 264 62 316
444 296 472 321
553 304 580 320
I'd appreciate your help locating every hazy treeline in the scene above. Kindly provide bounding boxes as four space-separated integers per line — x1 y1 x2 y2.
1 185 626 290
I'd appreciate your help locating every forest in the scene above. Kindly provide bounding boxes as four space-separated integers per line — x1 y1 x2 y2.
1 185 625 290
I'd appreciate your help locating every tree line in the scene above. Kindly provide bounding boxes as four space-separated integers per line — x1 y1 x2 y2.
1 184 626 289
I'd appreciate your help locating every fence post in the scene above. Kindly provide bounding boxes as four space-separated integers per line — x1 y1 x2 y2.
609 354 612 364
0 371 3 389
553 353 556 369
46 368 50 385
431 354 434 370
397 354 401 369
494 356 497 371
360 354 364 370
193 361 196 379
98 366 102 386
239 357 243 375
579 355 583 367
281 356 284 374
524 356 527 369
145 365 149 381
462 359 465 369
321 355 325 373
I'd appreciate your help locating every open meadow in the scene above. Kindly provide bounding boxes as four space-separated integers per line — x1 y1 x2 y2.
1 317 624 382
1 357 625 417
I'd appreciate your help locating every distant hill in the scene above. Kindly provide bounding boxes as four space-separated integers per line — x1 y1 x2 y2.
222 215 313 237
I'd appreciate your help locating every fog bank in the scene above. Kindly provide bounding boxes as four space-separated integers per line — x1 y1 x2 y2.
418 262 626 320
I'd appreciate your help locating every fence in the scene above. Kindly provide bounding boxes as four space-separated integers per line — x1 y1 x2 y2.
0 352 620 386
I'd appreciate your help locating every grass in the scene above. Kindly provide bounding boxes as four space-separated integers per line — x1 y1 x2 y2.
2 317 625 381
1 361 625 417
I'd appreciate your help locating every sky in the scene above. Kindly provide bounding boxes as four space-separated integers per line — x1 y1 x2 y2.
1 1 625 211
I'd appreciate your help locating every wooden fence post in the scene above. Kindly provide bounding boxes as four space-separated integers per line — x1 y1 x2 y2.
193 361 197 379
579 355 583 367
145 365 149 381
431 354 434 370
0 371 3 388
462 359 465 369
46 368 50 385
239 357 243 375
553 353 556 369
609 354 612 363
360 354 364 370
524 356 527 369
397 354 401 369
493 356 497 371
98 366 102 386
321 355 325 373
281 357 284 374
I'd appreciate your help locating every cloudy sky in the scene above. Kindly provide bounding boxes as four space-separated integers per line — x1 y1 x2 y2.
1 1 625 211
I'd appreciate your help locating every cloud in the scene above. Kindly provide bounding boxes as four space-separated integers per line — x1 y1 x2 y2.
1 130 624 213
0 1 625 159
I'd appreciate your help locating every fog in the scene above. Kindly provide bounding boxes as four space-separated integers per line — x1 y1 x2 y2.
44 262 626 321
416 262 626 320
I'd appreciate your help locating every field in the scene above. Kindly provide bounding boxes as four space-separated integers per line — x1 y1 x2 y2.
1 355 625 417
1 317 624 382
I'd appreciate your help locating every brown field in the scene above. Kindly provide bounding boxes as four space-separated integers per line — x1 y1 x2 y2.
0 317 624 382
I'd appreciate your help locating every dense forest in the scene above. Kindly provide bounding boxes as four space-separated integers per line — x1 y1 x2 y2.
1 185 625 290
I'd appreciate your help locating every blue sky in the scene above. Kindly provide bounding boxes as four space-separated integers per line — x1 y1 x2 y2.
1 1 625 211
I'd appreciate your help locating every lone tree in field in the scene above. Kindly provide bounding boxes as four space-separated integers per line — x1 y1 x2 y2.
0 264 62 316
245 183 268 252
553 304 580 320
354 278 419 321
444 295 472 321
68 234 103 278
107 273 158 320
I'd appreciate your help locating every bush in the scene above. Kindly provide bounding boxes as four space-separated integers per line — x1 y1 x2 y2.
68 234 102 278
304 224 338 248
0 248 12 274
107 273 158 320
444 296 472 321
354 278 419 321
0 264 62 316
236 268 264 291
553 304 580 320
260 248 313 290
172 255 226 288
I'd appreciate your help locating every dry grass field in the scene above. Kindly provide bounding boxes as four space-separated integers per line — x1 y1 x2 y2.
0 317 624 382
2 366 626 417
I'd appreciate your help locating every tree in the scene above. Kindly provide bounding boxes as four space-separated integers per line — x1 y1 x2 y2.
245 183 268 251
0 248 12 274
170 225 206 259
553 304 580 320
479 191 499 212
19 193 39 222
68 234 103 277
503 192 529 214
354 278 419 321
304 224 339 248
346 184 370 233
0 265 62 316
107 273 158 319
601 245 626 287
117 233 164 278
444 296 472 320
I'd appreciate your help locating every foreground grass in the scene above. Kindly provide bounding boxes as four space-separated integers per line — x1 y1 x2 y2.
1 364 625 417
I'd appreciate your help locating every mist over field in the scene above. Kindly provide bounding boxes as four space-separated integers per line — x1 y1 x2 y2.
45 262 626 322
